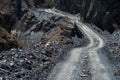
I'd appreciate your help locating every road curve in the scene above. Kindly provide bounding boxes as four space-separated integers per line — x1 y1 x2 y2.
44 9 116 80
78 23 116 80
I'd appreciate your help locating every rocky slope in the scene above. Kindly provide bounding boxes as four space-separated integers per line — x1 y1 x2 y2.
0 9 87 79
104 30 120 76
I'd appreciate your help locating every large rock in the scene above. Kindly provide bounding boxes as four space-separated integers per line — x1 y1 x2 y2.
0 27 19 52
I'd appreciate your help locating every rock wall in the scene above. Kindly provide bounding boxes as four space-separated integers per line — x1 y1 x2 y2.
56 0 120 33
0 0 119 33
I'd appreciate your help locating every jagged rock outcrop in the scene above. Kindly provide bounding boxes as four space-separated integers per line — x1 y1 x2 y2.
14 9 83 39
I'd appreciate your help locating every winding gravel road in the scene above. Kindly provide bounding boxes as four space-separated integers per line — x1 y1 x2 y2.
43 9 116 80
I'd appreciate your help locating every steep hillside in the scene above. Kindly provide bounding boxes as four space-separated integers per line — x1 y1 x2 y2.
0 1 120 79
1 0 119 33
56 0 120 33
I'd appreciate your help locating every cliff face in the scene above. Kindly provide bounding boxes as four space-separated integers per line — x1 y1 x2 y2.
56 0 120 33
0 0 120 33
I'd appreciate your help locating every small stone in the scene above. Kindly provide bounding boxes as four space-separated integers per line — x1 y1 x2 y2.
41 50 46 54
29 55 33 58
80 74 88 77
14 54 19 58
18 49 23 52
0 64 10 70
3 60 6 63
44 61 50 65
0 55 3 60
19 78 23 80
19 60 24 63
40 64 43 67
84 56 88 59
24 61 33 70
11 49 14 51
0 77 3 80
0 71 5 75
9 61 14 66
